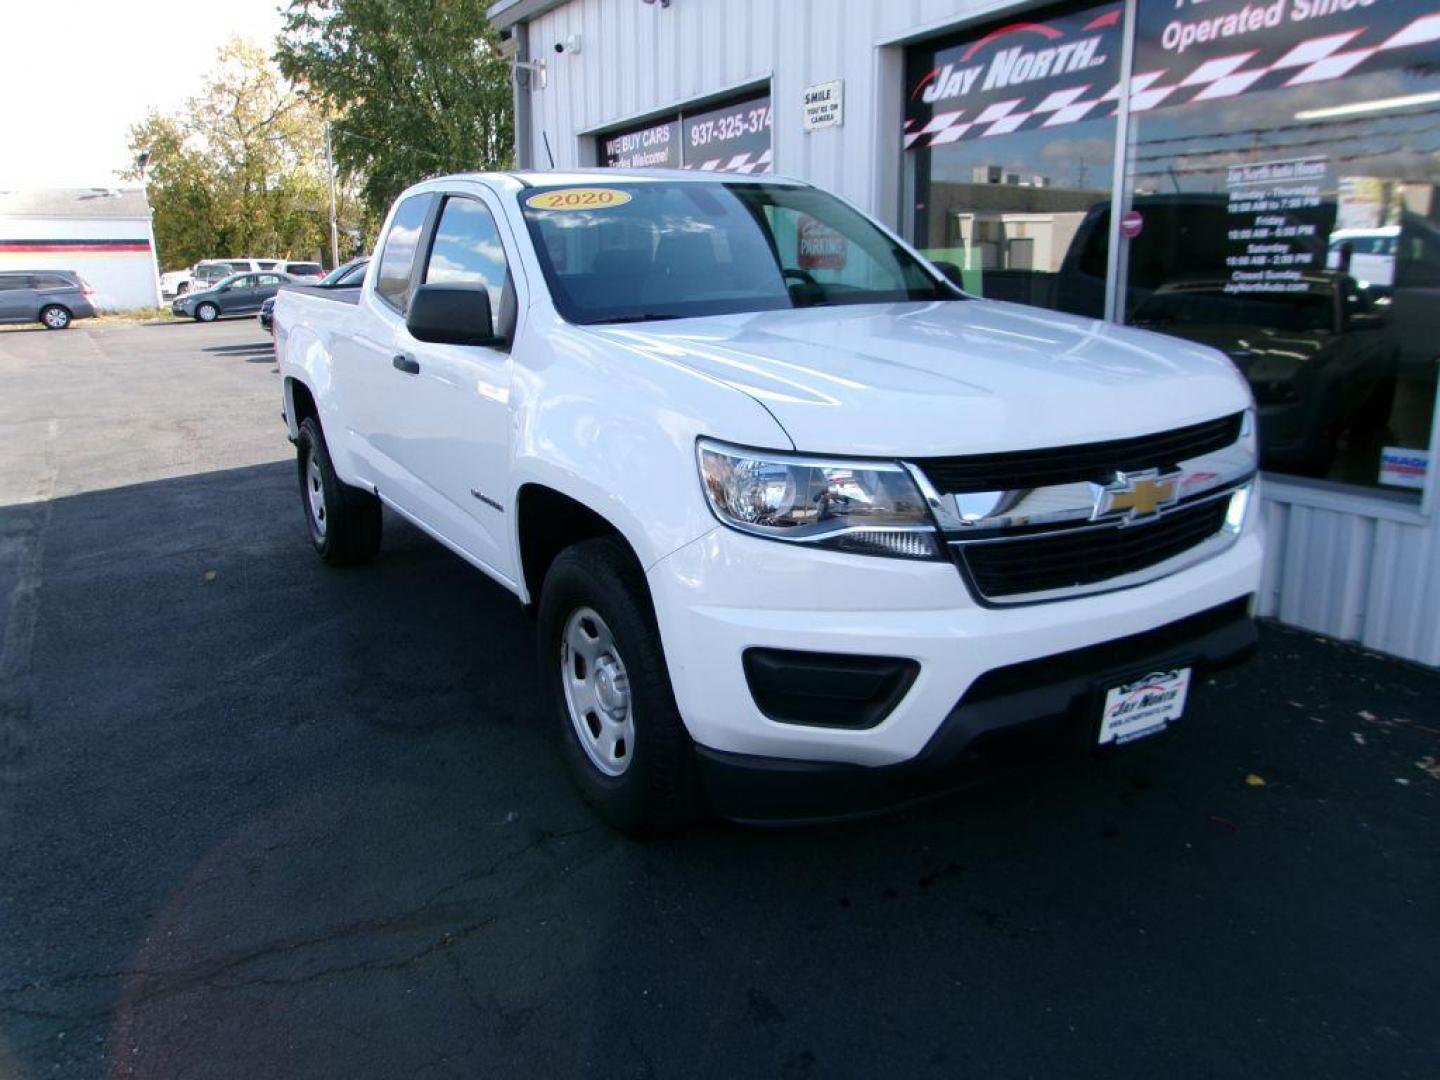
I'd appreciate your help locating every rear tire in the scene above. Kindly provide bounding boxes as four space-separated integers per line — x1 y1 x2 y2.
195 302 218 323
40 305 71 330
296 416 382 565
538 537 702 834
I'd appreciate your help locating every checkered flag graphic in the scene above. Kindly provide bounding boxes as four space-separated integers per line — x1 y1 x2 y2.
905 12 1440 151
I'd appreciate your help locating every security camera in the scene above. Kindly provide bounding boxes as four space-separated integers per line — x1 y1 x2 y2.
554 33 582 55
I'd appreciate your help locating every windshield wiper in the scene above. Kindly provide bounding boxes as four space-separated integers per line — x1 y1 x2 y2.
591 312 683 325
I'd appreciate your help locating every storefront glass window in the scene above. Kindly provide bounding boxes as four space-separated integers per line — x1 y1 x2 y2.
902 1 1122 315
598 89 772 174
1122 0 1440 492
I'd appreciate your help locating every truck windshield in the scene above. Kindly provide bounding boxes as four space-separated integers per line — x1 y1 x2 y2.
518 181 959 324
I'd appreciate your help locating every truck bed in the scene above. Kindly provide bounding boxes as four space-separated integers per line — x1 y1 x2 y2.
279 283 361 306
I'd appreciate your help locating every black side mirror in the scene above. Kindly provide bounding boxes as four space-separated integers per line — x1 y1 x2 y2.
931 260 966 287
407 284 501 346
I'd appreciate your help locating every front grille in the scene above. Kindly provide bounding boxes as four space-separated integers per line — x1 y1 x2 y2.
958 497 1230 599
917 413 1243 494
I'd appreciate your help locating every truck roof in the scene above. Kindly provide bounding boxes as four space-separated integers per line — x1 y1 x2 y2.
444 169 808 190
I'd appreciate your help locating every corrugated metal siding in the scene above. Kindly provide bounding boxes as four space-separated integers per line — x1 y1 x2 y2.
523 0 1017 213
1258 483 1440 667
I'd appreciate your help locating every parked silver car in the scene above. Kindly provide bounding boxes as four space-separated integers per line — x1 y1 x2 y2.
0 270 97 329
274 260 325 281
172 271 293 322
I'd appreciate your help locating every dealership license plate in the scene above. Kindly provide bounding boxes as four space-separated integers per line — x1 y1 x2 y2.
1098 667 1192 745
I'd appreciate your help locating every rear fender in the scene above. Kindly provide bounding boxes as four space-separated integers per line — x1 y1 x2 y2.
278 319 363 485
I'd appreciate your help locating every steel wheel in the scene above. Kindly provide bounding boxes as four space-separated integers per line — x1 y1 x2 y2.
196 302 218 322
560 606 635 777
304 448 328 539
40 306 70 329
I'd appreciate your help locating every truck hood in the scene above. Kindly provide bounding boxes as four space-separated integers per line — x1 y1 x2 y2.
588 300 1252 456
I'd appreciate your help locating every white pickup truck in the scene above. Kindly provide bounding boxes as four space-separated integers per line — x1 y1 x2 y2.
274 169 1263 832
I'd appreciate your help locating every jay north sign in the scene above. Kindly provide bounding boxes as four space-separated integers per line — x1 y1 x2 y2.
905 0 1440 150
912 11 1117 107
904 3 1123 148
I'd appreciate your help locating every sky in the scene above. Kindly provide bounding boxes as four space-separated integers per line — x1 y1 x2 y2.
0 0 287 190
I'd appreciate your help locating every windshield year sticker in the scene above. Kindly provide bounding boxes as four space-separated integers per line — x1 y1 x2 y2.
526 187 633 211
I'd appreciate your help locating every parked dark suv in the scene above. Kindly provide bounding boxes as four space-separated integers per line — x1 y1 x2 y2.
0 270 97 329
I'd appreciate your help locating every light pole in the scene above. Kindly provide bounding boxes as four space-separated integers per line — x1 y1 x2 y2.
135 148 163 310
324 121 339 268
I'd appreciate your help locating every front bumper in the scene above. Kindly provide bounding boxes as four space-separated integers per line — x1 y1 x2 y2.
648 516 1263 765
695 597 1256 822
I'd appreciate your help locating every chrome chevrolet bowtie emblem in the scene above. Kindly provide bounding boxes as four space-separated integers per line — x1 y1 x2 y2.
1094 469 1182 523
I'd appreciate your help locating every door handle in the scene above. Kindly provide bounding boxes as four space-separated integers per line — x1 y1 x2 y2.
393 354 420 375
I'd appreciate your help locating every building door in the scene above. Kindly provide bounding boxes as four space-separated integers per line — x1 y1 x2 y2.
901 0 1121 315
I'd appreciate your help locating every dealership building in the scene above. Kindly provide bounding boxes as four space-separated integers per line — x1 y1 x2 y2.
488 0 1440 666
0 188 162 312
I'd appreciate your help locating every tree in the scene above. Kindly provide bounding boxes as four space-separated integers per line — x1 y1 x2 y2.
276 0 514 217
126 39 361 270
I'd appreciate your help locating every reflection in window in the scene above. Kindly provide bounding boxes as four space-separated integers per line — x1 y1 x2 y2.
901 1 1122 314
1123 0 1440 493
424 197 510 318
376 195 431 312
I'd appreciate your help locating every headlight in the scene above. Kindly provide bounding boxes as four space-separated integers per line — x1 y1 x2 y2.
1224 482 1253 534
697 440 941 559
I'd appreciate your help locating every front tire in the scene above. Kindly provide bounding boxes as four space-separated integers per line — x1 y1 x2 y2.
40 305 71 330
295 416 382 565
538 537 701 834
195 302 218 322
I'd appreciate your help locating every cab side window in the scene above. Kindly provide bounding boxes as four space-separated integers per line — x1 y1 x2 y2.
376 194 433 313
423 195 514 342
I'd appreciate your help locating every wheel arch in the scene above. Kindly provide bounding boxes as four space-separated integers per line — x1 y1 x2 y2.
284 376 319 442
515 483 650 609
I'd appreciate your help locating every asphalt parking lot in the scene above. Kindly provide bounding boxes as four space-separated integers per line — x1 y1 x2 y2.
0 319 1437 1079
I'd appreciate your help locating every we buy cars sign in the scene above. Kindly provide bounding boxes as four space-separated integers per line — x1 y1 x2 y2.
905 0 1440 149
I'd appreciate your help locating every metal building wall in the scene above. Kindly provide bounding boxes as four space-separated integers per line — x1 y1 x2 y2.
513 0 1440 667
0 215 159 312
1258 480 1440 667
520 0 1019 223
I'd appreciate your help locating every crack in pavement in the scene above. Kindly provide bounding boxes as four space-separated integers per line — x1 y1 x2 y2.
204 915 499 992
1 824 608 1020
0 900 497 1022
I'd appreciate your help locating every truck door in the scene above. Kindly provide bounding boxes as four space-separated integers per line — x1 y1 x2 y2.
336 192 435 493
387 191 520 583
